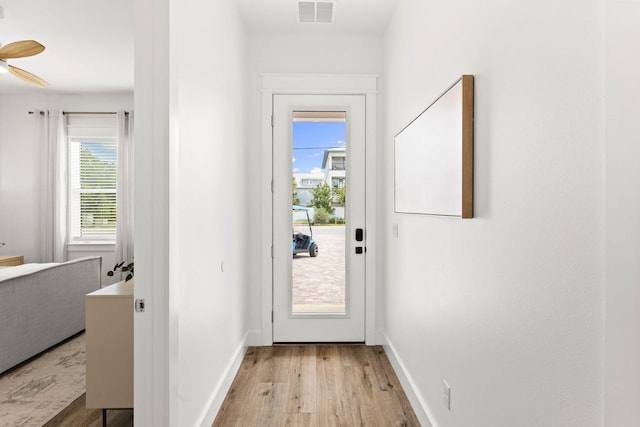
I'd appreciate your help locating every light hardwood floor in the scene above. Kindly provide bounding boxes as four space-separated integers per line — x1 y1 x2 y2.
48 345 418 426
213 345 420 426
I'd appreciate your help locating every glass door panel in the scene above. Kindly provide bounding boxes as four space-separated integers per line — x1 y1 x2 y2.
291 113 347 314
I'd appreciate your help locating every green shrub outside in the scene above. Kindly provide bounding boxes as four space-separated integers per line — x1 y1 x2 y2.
313 207 331 224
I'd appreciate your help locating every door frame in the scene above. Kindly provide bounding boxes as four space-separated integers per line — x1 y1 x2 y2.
260 74 378 345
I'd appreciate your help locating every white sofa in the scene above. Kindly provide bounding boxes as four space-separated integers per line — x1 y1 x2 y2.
0 256 102 374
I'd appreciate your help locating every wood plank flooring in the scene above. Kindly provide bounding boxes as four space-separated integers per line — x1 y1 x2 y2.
213 345 420 427
44 394 133 427
47 345 418 426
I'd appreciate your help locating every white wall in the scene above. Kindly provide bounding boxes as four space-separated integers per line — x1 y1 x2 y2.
381 1 605 426
134 0 249 424
246 33 384 343
171 1 248 425
0 92 133 282
604 1 640 425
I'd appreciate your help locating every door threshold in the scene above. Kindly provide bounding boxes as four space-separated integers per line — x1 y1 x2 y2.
272 341 366 346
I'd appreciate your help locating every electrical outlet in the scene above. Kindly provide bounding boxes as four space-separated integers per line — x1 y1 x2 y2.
443 380 451 411
393 223 399 238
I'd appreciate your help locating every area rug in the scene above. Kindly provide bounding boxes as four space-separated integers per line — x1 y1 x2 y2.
0 333 86 427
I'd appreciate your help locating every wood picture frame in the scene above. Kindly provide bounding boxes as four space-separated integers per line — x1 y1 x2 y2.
394 74 474 218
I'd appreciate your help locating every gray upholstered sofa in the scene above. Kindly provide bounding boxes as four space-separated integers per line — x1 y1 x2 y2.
0 256 102 374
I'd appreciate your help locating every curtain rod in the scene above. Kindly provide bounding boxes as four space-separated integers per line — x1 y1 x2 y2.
28 111 130 116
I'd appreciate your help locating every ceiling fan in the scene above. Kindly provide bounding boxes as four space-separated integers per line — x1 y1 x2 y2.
0 40 48 87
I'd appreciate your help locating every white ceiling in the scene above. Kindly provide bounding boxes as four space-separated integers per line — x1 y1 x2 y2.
0 0 134 94
237 0 397 34
0 0 395 95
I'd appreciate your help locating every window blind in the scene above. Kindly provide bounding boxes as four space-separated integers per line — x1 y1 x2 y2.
69 139 118 240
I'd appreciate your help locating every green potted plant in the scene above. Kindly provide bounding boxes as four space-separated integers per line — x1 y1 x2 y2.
107 260 134 282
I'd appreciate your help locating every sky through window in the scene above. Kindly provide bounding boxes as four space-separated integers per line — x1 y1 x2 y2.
292 122 346 173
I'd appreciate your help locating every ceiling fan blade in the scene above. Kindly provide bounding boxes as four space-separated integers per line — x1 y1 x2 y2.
8 65 49 87
0 40 46 59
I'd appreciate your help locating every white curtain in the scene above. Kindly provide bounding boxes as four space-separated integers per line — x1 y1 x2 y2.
115 110 134 265
37 110 67 262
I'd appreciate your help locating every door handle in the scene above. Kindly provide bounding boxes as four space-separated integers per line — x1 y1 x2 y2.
355 228 364 242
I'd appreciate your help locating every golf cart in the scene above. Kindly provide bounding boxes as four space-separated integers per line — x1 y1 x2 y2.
292 205 318 257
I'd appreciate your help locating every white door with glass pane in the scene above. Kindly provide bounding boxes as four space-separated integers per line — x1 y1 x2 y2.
272 94 366 342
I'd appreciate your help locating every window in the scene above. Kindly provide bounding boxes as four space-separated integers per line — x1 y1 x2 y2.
331 156 346 170
331 177 345 189
302 179 322 187
67 115 119 243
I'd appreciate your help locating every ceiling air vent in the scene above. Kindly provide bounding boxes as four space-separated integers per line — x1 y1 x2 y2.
297 1 336 24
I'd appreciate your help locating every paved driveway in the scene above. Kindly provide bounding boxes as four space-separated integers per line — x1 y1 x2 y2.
292 225 345 313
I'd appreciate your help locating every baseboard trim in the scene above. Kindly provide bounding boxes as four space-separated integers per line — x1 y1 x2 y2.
196 332 248 427
381 331 436 427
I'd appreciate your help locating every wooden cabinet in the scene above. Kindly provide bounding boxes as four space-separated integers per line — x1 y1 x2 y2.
0 255 24 266
85 280 134 409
